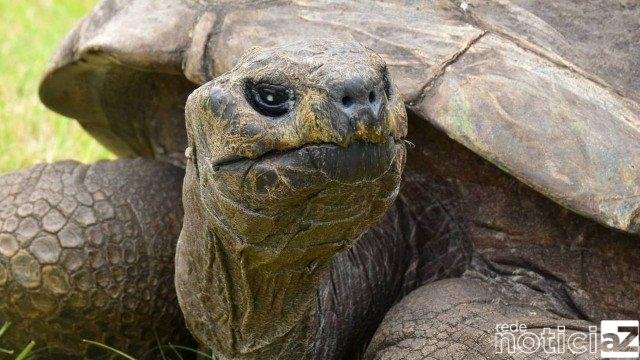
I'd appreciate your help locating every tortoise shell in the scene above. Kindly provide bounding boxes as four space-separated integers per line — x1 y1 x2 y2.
40 0 640 232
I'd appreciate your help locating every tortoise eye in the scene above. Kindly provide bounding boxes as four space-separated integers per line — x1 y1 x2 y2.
246 83 294 117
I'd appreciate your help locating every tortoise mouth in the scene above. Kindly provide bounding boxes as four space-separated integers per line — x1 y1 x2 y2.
201 136 405 225
214 136 404 185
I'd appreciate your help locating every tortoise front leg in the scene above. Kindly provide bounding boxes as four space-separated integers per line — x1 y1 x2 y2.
0 159 192 358
365 274 600 360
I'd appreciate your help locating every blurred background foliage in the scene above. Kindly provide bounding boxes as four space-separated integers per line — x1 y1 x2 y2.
0 0 113 173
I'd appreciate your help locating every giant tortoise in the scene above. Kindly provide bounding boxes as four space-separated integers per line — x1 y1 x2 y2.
0 0 638 359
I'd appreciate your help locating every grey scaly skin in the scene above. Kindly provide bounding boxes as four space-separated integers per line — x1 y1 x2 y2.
0 159 191 358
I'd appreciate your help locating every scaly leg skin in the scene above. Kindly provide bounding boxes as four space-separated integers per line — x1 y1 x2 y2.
0 159 192 359
364 274 600 360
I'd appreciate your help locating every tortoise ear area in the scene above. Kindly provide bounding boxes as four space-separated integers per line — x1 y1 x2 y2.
184 144 200 179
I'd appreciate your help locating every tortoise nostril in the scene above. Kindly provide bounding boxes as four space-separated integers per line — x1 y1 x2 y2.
368 91 376 103
342 95 354 107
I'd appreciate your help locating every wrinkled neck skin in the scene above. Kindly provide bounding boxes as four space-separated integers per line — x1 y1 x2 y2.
175 141 404 359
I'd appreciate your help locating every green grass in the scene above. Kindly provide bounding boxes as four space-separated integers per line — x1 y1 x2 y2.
0 322 35 359
1 321 218 359
0 0 113 173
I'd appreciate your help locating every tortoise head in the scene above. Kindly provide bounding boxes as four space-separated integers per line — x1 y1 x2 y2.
177 39 407 357
184 39 407 257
